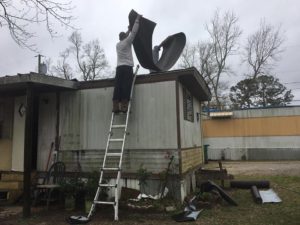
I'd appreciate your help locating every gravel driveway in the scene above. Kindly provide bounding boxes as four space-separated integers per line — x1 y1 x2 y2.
204 160 300 176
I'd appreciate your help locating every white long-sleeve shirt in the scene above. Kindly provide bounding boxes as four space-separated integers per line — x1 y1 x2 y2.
116 17 140 67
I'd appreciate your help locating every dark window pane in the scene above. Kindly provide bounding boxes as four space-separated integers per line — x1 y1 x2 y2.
183 87 194 122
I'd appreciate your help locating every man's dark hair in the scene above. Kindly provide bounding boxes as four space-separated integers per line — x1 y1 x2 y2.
119 32 127 41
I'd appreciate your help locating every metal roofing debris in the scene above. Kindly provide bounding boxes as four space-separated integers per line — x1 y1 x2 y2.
129 10 186 72
251 185 263 204
230 180 270 189
259 189 282 203
200 180 238 206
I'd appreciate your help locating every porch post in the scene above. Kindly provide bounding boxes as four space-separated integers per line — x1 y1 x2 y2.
55 92 60 159
23 86 34 218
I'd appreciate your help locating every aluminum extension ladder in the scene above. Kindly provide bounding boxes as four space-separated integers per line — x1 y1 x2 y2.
87 65 140 221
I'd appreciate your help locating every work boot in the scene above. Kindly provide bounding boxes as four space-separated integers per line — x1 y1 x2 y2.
112 101 120 113
121 100 129 113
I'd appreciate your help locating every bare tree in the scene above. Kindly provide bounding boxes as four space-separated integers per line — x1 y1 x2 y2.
179 43 197 68
180 42 230 109
179 10 241 109
83 39 109 80
196 42 217 84
180 42 216 78
53 31 109 81
200 42 231 110
245 20 284 79
44 57 54 76
0 0 74 50
52 49 73 79
206 10 242 109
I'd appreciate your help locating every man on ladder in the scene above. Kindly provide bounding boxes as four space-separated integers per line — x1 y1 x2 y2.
67 13 142 225
113 13 142 113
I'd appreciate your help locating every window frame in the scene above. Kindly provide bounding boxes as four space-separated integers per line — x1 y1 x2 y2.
183 86 194 122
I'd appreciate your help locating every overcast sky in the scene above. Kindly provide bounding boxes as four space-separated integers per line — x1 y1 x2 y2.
1 0 300 103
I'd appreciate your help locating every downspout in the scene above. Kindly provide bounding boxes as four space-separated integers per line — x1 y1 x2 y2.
176 80 185 202
175 80 182 174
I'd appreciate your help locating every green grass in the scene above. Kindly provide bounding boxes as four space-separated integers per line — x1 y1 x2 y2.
196 175 300 225
3 175 300 225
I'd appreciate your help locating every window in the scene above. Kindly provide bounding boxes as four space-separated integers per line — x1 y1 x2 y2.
183 87 194 122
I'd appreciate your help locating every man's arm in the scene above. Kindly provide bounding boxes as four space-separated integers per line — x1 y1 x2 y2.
126 14 141 43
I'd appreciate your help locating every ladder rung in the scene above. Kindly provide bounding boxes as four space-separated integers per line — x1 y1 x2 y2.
111 125 126 129
99 183 117 188
106 153 122 157
118 111 128 114
114 112 127 115
101 167 121 171
109 138 124 142
94 200 115 205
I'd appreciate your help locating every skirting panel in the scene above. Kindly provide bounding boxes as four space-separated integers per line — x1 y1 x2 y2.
58 149 180 174
207 147 300 160
180 147 203 173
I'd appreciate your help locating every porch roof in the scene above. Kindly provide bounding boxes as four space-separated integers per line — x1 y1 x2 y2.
0 72 78 96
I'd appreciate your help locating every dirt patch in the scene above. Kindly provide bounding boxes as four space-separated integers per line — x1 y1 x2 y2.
1 206 174 225
0 206 22 220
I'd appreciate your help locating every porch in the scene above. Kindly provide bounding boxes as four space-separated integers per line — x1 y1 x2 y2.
0 73 77 217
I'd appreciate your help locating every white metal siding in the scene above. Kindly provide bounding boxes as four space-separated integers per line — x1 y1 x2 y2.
12 96 25 171
178 83 202 148
80 87 112 150
233 107 300 118
127 81 177 149
59 81 178 150
37 93 57 171
59 91 81 150
59 148 180 174
205 136 300 160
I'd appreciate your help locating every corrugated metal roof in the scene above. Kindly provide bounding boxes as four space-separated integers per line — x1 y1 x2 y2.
0 72 78 95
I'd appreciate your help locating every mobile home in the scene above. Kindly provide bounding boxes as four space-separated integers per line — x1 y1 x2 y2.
0 67 211 201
